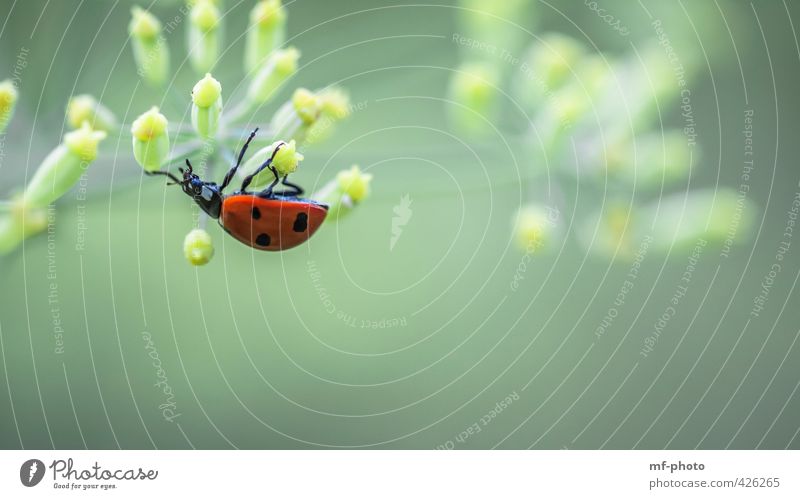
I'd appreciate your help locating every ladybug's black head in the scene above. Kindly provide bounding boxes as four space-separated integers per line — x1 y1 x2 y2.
174 159 223 219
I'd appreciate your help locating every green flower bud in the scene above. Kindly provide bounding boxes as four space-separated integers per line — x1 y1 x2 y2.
131 106 169 172
129 7 170 87
239 139 303 187
246 47 299 106
183 228 214 266
0 79 18 134
336 165 372 203
313 165 373 221
23 123 106 208
0 198 48 254
605 131 697 189
292 87 321 125
304 87 351 145
519 34 584 97
191 73 222 138
66 94 118 132
513 204 559 252
272 139 303 177
244 0 287 73
448 62 498 134
188 0 221 74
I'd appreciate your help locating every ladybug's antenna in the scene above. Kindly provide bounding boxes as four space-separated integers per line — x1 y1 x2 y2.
185 159 194 175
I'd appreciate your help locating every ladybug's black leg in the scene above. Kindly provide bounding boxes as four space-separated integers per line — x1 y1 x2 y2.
242 164 279 194
276 176 304 196
146 170 181 185
220 128 258 192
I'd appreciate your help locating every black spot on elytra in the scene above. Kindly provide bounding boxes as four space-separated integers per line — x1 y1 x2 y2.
255 233 271 246
252 206 261 219
293 212 308 232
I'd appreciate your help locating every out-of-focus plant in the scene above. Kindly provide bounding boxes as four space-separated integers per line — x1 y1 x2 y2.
0 1 368 264
449 2 756 260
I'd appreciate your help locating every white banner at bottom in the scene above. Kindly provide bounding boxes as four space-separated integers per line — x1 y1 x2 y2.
1 450 798 497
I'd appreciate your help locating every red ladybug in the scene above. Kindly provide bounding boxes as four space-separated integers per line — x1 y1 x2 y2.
147 128 327 251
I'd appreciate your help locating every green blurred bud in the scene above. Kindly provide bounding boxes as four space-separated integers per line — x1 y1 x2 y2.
448 62 498 134
23 123 106 208
239 139 303 187
183 228 214 266
0 197 48 254
66 94 118 132
131 106 169 172
513 204 560 252
129 7 170 86
191 73 222 138
245 0 287 73
336 165 372 203
319 87 351 120
0 79 18 134
458 0 532 61
246 47 299 106
313 166 373 220
186 0 220 6
188 0 221 74
606 130 697 189
292 87 321 125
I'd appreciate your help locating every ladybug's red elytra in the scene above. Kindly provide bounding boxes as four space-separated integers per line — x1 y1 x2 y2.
147 128 327 251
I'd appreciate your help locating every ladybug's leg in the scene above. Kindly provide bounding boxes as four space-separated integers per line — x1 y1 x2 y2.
242 163 280 194
220 128 258 192
275 176 304 196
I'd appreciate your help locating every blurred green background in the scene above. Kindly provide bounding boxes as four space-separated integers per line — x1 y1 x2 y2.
1 0 799 449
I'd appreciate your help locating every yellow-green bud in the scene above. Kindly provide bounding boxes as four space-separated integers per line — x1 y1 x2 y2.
244 0 287 73
239 139 303 187
188 0 221 74
23 123 106 208
272 139 303 177
129 7 170 86
0 197 48 254
0 79 18 134
191 73 222 138
66 94 117 132
336 165 372 203
131 106 170 172
183 228 214 266
292 87 321 125
513 205 559 252
448 62 498 134
246 47 299 105
319 87 351 120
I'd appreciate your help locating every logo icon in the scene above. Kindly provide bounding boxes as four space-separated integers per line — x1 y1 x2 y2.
390 194 412 251
20 459 45 487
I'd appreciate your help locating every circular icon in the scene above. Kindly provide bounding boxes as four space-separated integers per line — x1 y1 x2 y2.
19 459 45 487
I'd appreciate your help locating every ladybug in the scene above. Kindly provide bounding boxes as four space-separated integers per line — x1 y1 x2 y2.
147 128 327 251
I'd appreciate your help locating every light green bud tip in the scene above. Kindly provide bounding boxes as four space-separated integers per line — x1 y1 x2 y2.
129 6 161 40
251 0 286 29
319 87 351 120
272 140 303 177
513 205 554 251
64 122 107 162
0 79 18 120
66 94 117 132
132 106 168 141
275 47 300 75
337 165 372 203
183 228 214 266
452 63 496 109
292 87 320 125
191 0 220 32
192 73 222 108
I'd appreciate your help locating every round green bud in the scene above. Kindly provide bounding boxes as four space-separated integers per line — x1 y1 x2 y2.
66 94 118 132
272 139 303 177
190 0 220 32
183 229 214 266
336 165 372 203
131 107 170 172
64 122 107 162
129 6 161 41
131 106 168 141
0 79 18 134
251 0 286 30
292 87 320 125
192 73 222 108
